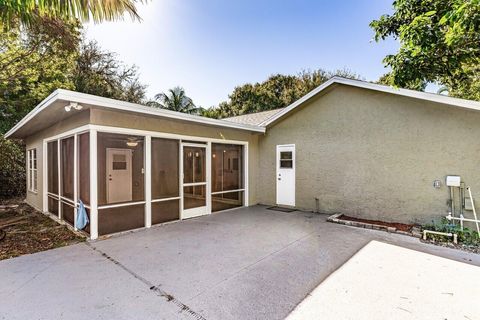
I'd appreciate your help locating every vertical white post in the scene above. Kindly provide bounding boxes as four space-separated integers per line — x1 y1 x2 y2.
73 134 78 230
26 149 30 194
244 143 249 207
89 129 98 240
179 141 184 219
145 135 152 228
42 140 48 213
206 141 212 214
57 139 61 219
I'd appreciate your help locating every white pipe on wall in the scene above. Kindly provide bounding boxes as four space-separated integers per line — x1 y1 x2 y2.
466 187 480 233
423 230 458 244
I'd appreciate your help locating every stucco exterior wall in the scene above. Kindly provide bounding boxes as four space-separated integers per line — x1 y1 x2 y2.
24 110 91 211
90 108 260 205
258 85 480 224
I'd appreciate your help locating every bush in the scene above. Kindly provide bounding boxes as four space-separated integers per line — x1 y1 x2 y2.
423 218 480 246
0 134 26 199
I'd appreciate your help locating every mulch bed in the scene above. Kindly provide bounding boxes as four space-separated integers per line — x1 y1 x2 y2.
0 200 85 261
339 214 415 232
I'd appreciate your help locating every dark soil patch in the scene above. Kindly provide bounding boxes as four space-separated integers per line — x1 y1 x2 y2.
339 214 415 232
0 200 85 261
420 239 480 255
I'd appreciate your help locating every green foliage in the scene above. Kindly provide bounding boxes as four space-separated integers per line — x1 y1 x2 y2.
0 17 147 198
0 20 147 135
423 218 480 246
371 0 480 100
0 17 80 133
147 87 200 114
0 0 142 30
73 40 146 104
204 68 362 119
0 134 25 198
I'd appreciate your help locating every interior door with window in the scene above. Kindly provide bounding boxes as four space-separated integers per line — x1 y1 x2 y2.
276 144 295 206
182 143 208 219
106 148 133 203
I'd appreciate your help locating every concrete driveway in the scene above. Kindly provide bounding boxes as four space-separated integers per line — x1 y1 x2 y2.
1 205 479 320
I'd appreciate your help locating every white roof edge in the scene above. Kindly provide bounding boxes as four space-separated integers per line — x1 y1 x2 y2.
5 89 265 138
4 89 61 139
260 76 480 127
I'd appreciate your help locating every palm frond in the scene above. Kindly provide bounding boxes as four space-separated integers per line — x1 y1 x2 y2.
1 0 143 29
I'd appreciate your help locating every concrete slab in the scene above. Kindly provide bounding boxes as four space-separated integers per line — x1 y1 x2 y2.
288 241 480 320
1 205 479 320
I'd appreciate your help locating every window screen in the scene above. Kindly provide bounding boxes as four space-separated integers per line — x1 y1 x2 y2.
152 138 179 200
47 142 58 194
97 133 144 206
78 133 90 205
211 144 244 212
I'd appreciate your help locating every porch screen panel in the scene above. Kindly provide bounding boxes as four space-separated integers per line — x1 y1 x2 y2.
151 138 180 224
62 202 75 225
98 204 145 236
152 200 179 225
211 144 244 212
48 197 59 216
61 137 74 200
151 138 179 199
47 141 58 194
97 133 145 235
97 133 145 205
78 133 90 205
212 191 244 212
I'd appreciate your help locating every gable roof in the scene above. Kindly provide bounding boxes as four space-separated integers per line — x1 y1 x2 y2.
6 77 480 139
260 77 480 127
5 89 266 139
223 108 284 126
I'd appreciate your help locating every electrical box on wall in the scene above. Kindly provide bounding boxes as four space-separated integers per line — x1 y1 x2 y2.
446 175 461 187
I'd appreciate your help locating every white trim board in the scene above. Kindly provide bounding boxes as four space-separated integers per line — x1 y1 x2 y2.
5 89 265 139
260 77 480 127
7 77 480 139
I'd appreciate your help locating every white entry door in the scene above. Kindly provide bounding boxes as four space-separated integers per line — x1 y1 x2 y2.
276 144 295 206
106 148 133 203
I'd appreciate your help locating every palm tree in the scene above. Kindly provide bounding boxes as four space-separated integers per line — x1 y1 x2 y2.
148 87 200 115
1 0 142 29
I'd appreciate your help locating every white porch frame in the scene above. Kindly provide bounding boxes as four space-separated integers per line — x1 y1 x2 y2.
43 124 249 240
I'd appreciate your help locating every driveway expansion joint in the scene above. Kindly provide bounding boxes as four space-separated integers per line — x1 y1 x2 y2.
84 243 207 320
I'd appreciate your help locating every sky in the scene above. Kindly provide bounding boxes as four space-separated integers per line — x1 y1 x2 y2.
86 0 400 107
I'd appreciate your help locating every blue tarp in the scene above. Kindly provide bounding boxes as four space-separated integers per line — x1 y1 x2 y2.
76 200 89 230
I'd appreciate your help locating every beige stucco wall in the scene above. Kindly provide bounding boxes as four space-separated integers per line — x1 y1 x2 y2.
90 108 259 205
24 110 91 211
258 85 480 224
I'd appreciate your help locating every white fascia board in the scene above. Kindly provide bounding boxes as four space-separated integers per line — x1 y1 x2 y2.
259 78 337 127
5 89 265 139
56 89 265 133
4 90 61 139
260 77 480 127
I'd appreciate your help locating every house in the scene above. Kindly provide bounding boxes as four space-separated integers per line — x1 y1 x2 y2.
6 77 480 239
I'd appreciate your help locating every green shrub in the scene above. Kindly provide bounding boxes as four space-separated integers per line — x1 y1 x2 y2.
0 134 25 199
423 218 480 246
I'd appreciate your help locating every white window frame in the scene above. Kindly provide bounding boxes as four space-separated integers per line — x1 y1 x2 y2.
27 148 38 193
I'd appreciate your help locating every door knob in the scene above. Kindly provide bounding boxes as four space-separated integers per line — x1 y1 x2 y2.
278 178 281 181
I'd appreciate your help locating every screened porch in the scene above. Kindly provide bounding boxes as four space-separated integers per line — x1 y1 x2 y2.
45 126 248 239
